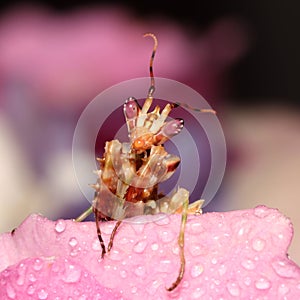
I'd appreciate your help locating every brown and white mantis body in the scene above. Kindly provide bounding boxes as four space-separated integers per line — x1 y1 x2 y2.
76 33 215 291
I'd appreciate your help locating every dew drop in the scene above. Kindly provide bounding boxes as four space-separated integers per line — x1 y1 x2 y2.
158 230 174 243
182 280 189 288
241 259 255 270
131 286 138 294
277 233 284 240
218 264 227 276
16 275 24 286
92 239 101 251
190 222 204 234
55 220 66 233
243 276 251 286
51 262 60 273
278 283 290 295
211 257 218 265
79 223 89 232
255 277 271 290
133 240 148 253
131 224 145 235
146 279 162 295
238 227 245 236
38 288 48 299
28 273 37 282
109 249 122 261
69 237 78 247
134 265 146 277
33 258 43 271
158 259 172 273
171 245 179 256
252 238 265 251
151 243 159 251
120 270 127 278
63 264 81 283
155 216 170 225
226 282 240 297
191 287 205 299
254 206 269 218
16 263 26 286
70 247 81 257
6 283 16 299
27 284 35 295
271 259 299 278
189 244 202 257
191 264 204 278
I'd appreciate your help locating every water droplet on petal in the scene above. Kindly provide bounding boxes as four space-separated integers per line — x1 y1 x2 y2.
146 279 162 295
37 288 48 299
255 277 271 290
70 247 81 257
271 259 300 278
69 237 78 247
131 286 138 294
6 283 16 299
27 284 35 295
191 264 204 278
158 230 174 243
155 216 170 225
252 238 265 251
278 283 290 295
218 264 227 276
55 220 66 233
33 258 43 271
131 224 145 235
92 239 101 251
158 259 172 273
182 280 189 288
189 244 202 257
63 264 81 283
190 222 204 234
28 273 37 282
191 287 206 299
226 282 240 297
120 270 127 278
211 257 218 265
2 270 10 278
109 249 123 261
254 206 269 218
16 263 26 286
151 243 159 251
133 240 148 253
134 265 146 277
244 277 251 286
277 233 284 240
241 259 255 270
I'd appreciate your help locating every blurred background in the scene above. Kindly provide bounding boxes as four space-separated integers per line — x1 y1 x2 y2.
0 1 299 264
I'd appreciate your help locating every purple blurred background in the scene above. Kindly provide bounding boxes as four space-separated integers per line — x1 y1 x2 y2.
0 1 299 264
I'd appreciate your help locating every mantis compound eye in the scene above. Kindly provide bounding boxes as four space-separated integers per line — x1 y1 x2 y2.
124 97 139 119
162 118 184 137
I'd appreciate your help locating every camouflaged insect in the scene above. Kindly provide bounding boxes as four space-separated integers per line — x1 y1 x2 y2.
88 33 215 291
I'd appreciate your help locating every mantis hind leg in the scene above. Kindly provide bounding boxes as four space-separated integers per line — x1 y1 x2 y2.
166 196 189 291
94 208 107 258
107 220 122 252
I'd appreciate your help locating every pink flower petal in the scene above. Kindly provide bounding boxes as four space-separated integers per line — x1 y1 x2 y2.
1 206 300 299
0 256 121 299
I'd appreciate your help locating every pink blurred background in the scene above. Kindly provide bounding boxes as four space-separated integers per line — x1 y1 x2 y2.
0 2 299 264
